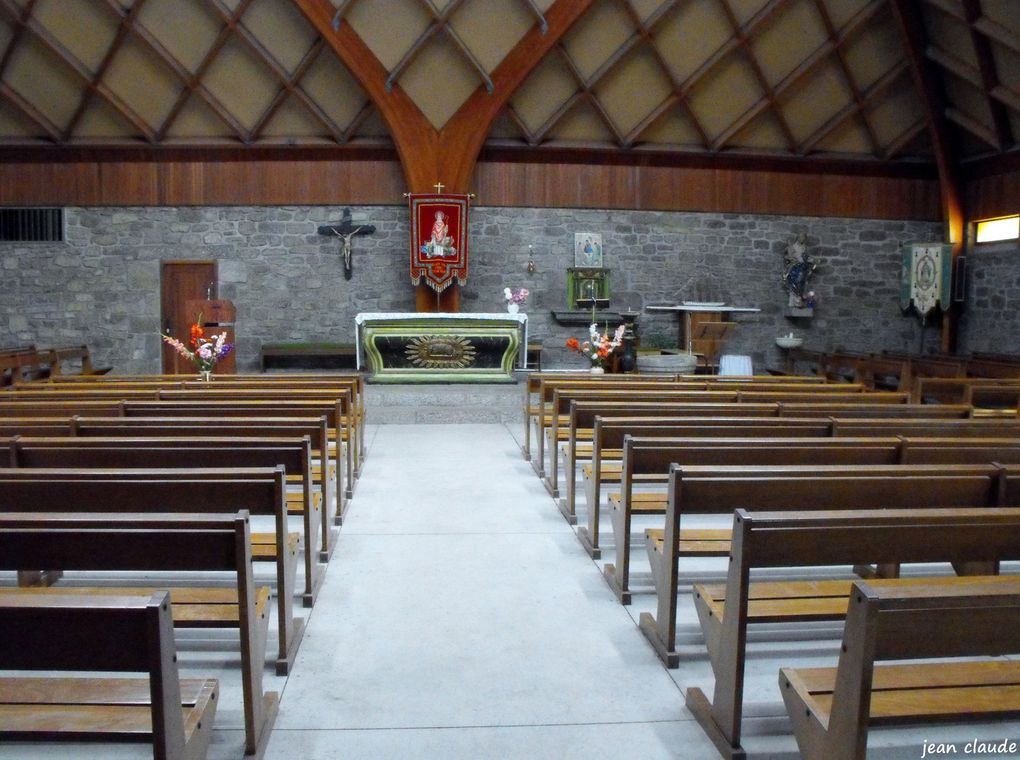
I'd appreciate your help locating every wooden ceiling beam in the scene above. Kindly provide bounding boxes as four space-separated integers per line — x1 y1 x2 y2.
0 80 61 142
973 16 1020 56
136 0 255 144
714 0 797 151
0 0 156 143
799 60 908 155
945 107 1001 151
961 0 1012 151
503 103 537 146
810 0 881 155
883 118 927 160
890 0 964 352
206 1 340 143
385 0 469 92
991 84 1020 114
616 0 710 149
0 0 36 82
64 0 148 142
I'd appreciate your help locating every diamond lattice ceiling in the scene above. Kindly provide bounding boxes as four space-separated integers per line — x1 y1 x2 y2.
0 0 1017 165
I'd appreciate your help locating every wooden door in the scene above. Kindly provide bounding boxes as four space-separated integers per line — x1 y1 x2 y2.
160 261 217 374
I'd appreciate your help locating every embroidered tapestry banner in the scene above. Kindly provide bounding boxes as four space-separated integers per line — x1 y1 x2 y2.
900 242 952 316
409 194 470 293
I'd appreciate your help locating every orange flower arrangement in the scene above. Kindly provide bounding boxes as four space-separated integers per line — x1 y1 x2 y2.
566 323 625 368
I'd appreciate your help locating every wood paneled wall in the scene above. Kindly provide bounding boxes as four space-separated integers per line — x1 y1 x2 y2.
965 169 1020 221
0 151 941 220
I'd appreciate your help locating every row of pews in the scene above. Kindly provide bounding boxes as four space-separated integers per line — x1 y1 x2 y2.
0 343 111 384
785 347 1020 408
522 370 1020 759
0 371 367 760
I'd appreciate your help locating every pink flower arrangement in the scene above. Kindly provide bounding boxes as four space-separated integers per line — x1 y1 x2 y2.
503 287 529 305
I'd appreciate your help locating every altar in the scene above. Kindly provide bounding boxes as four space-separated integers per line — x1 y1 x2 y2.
355 312 527 383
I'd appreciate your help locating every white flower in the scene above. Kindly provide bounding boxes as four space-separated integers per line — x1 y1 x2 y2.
504 287 512 301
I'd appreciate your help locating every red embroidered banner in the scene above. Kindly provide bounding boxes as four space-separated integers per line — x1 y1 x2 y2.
409 193 469 293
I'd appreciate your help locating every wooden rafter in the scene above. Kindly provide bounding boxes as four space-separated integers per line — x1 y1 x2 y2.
551 44 625 144
715 0 797 151
96 0 241 143
0 0 35 83
64 0 148 142
945 107 1000 151
799 60 908 155
961 0 1012 151
0 80 61 141
890 0 964 352
205 1 343 143
0 0 155 143
973 15 1020 56
615 0 710 149
883 118 927 160
810 0 881 155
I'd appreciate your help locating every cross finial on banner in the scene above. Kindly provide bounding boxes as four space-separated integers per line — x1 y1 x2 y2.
433 182 445 193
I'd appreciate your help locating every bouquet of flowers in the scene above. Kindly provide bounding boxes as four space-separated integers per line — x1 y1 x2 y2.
566 323 626 368
161 314 233 375
503 287 529 305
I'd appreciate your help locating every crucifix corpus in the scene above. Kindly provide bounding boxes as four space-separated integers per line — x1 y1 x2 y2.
318 209 376 280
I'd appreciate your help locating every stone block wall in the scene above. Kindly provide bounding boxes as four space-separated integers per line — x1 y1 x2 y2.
0 204 962 374
958 242 1020 355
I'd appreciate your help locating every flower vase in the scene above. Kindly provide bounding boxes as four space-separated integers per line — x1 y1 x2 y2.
589 363 605 375
507 302 520 314
199 369 212 382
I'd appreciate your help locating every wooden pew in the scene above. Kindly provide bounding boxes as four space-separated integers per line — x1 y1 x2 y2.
780 577 1020 760
44 345 112 376
640 463 1012 668
0 464 306 673
685 507 1020 759
581 416 837 541
5 434 324 610
603 439 1020 602
71 416 338 551
0 590 218 760
0 511 278 756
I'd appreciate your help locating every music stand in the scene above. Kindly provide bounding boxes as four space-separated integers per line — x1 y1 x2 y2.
693 321 734 373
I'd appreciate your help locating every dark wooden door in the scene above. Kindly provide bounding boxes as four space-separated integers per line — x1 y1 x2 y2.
160 261 217 374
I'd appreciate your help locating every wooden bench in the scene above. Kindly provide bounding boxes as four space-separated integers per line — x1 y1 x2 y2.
0 511 277 756
0 590 218 760
260 343 357 371
72 416 338 557
780 577 1020 760
6 434 324 608
685 507 1020 759
640 463 1015 668
598 436 1020 584
0 463 306 673
44 345 112 376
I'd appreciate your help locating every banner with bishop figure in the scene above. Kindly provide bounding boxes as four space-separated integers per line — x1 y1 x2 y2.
900 242 952 316
409 193 470 293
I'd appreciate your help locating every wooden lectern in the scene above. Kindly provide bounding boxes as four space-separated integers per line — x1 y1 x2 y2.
184 299 236 374
692 320 734 373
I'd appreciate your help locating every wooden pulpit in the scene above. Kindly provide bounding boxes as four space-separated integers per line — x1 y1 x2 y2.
184 298 236 374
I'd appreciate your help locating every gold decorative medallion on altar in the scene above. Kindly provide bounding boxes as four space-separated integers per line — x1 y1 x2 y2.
409 193 470 292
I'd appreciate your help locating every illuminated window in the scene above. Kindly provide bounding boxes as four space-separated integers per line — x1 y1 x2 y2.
975 215 1019 244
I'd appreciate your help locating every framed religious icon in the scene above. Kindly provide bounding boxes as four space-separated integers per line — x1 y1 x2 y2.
409 193 470 292
574 233 603 268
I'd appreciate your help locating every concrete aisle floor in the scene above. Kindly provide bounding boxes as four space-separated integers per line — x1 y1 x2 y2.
262 423 719 760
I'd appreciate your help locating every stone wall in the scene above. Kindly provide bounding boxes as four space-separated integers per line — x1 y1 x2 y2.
0 205 952 373
958 242 1020 355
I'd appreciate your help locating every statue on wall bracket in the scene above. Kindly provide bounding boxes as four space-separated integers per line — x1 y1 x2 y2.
409 192 470 293
782 233 817 309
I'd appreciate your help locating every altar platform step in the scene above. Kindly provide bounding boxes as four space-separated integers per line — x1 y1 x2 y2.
365 381 522 424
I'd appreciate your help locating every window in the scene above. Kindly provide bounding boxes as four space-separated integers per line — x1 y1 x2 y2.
974 215 1019 244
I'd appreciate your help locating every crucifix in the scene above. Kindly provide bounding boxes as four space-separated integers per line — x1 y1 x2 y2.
317 209 376 280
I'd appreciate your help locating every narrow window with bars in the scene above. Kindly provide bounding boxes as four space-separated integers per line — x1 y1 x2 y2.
0 208 64 242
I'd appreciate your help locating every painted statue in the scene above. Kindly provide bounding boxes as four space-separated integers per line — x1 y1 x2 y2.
783 233 816 308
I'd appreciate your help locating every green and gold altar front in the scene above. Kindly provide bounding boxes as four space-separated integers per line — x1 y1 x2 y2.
355 313 526 383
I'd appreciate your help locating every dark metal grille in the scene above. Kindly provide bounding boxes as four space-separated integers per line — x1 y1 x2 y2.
0 208 64 242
